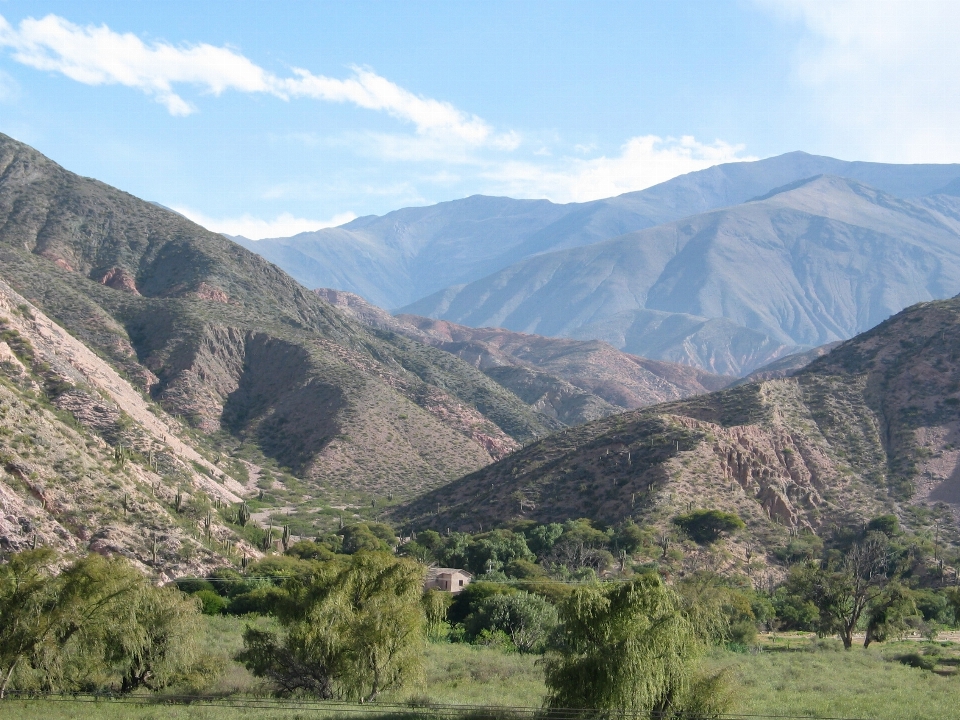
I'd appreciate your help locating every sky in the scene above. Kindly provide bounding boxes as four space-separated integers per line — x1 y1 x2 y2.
1 1 959 238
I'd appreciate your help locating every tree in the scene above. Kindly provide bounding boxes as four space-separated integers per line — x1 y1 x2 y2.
543 575 729 718
672 510 745 544
468 591 558 653
239 552 426 701
0 548 58 697
786 533 892 649
422 589 453 641
864 583 916 648
0 551 214 695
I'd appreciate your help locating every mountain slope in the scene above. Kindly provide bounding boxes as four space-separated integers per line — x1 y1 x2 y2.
395 295 960 563
405 176 960 375
0 278 256 576
237 152 960 309
314 288 730 425
0 132 561 500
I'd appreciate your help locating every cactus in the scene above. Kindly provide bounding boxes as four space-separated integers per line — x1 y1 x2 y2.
282 524 291 551
204 510 212 539
114 444 126 467
258 489 264 501
338 514 343 530
241 553 249 570
237 502 250 527
122 492 129 516
175 491 183 513
262 525 274 551
31 532 38 550
152 536 159 564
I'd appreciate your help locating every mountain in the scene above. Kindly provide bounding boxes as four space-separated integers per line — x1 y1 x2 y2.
394 294 960 564
314 288 731 426
404 175 960 375
0 132 569 513
735 342 843 385
236 152 960 310
0 276 250 576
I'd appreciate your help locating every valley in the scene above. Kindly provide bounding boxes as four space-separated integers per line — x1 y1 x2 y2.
4 132 960 717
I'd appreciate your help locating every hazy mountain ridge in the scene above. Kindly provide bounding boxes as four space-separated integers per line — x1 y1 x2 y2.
405 175 960 375
395 295 960 563
238 152 960 311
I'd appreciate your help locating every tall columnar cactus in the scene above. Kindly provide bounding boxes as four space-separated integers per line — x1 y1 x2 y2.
237 502 250 527
152 535 159 564
204 510 213 539
281 524 291 551
175 491 183 513
262 525 274 552
122 492 129 516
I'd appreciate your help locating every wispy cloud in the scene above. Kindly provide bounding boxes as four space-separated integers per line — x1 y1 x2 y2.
757 0 960 161
0 13 516 147
172 207 357 240
484 135 755 203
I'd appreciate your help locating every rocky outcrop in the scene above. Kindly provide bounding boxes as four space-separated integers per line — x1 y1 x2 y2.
98 267 140 294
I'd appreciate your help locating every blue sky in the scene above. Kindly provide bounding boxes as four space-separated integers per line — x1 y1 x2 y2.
1 1 958 238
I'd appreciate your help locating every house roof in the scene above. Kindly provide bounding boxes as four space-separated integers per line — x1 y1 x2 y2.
425 567 473 579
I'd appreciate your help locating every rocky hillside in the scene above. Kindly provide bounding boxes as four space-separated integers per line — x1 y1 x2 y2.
405 175 960 375
0 133 565 502
0 278 253 577
315 288 730 426
395 295 960 564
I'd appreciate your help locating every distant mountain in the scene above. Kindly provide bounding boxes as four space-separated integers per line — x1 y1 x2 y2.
405 175 960 375
236 152 960 310
315 288 730 426
395 294 960 563
735 342 843 385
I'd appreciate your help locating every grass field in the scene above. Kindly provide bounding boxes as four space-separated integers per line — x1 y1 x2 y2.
5 622 960 719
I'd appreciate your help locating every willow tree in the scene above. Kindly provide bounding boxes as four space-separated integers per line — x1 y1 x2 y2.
240 551 426 702
0 548 58 698
543 575 729 719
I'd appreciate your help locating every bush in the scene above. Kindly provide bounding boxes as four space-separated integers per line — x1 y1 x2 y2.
672 510 745 544
195 589 229 615
466 591 558 653
174 578 215 594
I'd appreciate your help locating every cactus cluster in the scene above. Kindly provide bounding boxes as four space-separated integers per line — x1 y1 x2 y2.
237 502 250 527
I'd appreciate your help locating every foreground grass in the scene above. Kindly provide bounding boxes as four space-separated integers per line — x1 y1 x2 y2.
711 639 960 720
8 627 960 719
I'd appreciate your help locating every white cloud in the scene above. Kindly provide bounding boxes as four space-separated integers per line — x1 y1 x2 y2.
757 0 960 161
0 12 517 148
172 207 357 239
483 135 755 203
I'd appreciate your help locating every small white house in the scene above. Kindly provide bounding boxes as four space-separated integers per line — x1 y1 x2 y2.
425 567 472 593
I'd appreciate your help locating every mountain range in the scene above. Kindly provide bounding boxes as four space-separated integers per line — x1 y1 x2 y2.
396 292 960 566
406 175 960 374
5 129 960 575
238 154 960 376
0 132 735 567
